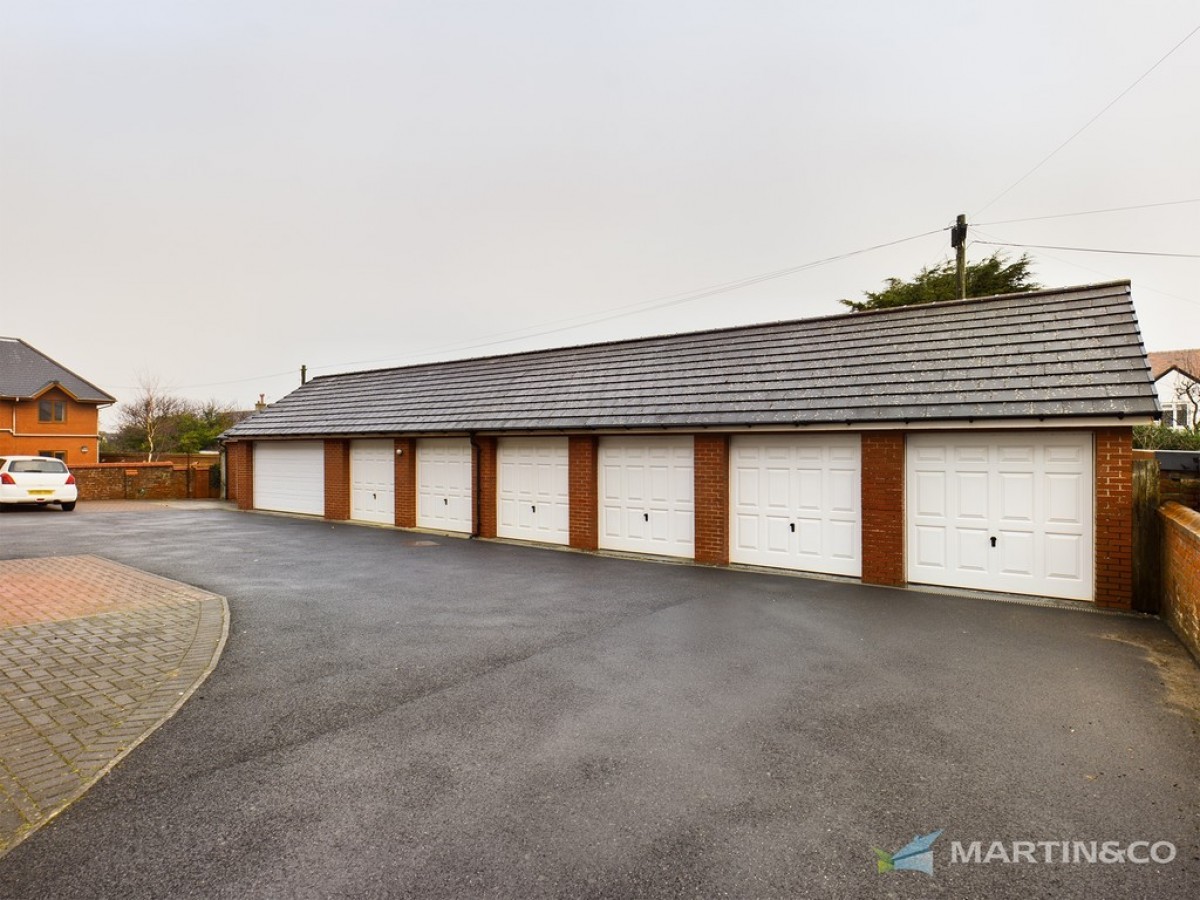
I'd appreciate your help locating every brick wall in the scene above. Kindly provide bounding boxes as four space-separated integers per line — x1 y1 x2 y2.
324 440 350 520
74 463 174 500
568 436 599 551
395 437 417 527
694 434 729 565
1095 427 1134 609
475 436 497 538
72 462 215 501
101 452 222 466
1160 472 1200 511
861 432 906 586
228 442 254 510
1160 501 1200 662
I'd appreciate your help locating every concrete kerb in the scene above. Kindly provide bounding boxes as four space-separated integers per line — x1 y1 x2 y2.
0 557 229 859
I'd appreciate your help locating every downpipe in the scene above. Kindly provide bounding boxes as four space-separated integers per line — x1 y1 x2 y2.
469 433 481 538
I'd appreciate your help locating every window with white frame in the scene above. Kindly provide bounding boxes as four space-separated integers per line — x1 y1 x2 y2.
1164 402 1192 429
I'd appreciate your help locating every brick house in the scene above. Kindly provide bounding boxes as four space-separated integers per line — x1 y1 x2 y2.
0 338 116 465
223 281 1158 609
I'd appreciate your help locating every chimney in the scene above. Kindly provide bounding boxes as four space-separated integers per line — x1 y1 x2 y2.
255 393 267 412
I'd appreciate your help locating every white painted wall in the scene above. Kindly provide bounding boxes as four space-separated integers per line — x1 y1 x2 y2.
1155 370 1199 429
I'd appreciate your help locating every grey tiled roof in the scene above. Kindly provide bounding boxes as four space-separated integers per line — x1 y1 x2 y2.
0 338 116 403
224 281 1158 438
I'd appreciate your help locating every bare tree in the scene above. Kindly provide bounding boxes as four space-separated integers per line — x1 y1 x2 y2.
1172 350 1200 430
116 375 187 461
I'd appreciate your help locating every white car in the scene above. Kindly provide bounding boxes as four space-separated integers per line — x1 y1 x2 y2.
0 455 78 510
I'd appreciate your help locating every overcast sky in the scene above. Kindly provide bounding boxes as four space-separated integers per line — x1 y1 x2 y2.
2 1 1197 426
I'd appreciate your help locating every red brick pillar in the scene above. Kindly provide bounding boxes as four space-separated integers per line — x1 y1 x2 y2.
569 435 599 551
324 440 350 520
1094 427 1133 609
228 441 254 510
693 434 729 565
395 438 417 528
475 436 498 538
224 447 238 503
861 432 906 586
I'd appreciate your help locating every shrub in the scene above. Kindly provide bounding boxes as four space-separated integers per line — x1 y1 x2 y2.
1133 424 1200 451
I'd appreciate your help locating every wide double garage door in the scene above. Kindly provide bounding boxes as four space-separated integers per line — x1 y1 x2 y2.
907 432 1093 601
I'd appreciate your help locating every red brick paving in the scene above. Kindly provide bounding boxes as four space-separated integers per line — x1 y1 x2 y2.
0 556 227 856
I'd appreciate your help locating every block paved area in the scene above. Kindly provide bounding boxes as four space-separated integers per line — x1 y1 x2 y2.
0 555 227 856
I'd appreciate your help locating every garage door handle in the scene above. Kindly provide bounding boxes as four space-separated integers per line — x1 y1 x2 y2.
643 513 649 522
789 522 795 533
443 498 448 505
990 536 997 547
531 504 536 514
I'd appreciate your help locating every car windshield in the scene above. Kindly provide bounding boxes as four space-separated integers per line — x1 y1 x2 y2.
9 459 68 474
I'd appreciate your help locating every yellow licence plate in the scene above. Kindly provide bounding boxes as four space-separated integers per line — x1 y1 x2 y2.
27 490 53 496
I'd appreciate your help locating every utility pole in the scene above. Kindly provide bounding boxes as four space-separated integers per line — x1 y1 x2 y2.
951 213 968 300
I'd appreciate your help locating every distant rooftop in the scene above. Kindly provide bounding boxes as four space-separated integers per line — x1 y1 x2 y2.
1148 349 1200 381
224 281 1158 439
0 338 116 404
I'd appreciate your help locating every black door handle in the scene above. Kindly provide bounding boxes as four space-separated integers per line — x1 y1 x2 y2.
990 536 997 547
532 505 536 514
789 522 795 532
444 498 448 505
644 513 649 522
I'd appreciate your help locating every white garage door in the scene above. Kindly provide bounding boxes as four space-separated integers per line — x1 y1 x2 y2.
254 441 324 516
417 438 473 533
497 438 569 544
599 436 694 558
730 435 861 576
351 440 395 525
907 433 1093 601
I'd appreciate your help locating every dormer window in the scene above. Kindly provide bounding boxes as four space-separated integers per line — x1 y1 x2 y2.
38 399 66 422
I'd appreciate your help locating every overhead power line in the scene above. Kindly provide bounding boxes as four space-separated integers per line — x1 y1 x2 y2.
973 23 1200 217
972 227 1200 310
974 239 1200 259
115 225 951 394
306 225 950 373
977 197 1200 227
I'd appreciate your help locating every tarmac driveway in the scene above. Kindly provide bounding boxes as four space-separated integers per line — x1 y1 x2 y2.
0 503 1197 899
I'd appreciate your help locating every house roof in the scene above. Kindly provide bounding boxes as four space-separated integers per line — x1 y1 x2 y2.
1148 349 1200 382
223 280 1158 439
0 338 116 404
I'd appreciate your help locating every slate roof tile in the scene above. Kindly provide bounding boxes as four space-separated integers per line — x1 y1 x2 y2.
224 281 1158 438
0 338 115 403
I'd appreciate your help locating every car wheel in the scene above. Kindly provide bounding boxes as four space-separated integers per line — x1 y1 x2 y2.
61 502 77 512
